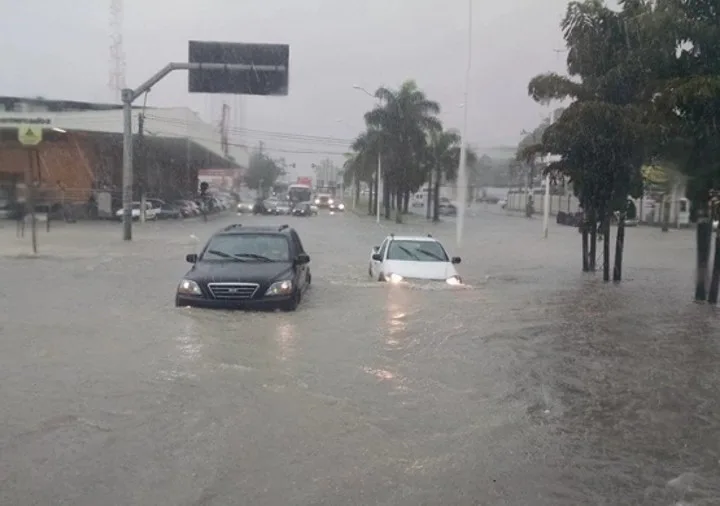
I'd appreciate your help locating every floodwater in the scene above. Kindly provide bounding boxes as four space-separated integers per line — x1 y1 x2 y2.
0 210 718 505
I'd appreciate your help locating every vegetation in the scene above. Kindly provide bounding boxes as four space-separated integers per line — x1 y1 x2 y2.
243 145 285 197
522 0 720 301
344 80 477 223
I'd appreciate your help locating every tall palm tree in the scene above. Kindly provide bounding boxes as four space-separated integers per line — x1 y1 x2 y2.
364 80 442 223
351 129 384 215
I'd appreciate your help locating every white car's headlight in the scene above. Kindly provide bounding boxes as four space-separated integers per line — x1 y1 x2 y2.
446 276 462 285
388 273 403 283
265 280 293 296
338 203 345 210
177 279 202 295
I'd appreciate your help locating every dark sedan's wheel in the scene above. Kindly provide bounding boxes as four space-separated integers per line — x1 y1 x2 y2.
281 290 301 311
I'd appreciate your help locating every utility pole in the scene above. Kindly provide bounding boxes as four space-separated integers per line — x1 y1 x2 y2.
26 150 37 254
138 112 146 223
220 103 230 158
121 60 286 240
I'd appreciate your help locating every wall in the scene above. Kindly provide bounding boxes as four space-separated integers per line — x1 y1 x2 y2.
0 133 97 203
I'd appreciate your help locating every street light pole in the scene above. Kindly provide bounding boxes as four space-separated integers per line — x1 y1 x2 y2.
352 85 382 224
456 0 472 247
120 61 286 240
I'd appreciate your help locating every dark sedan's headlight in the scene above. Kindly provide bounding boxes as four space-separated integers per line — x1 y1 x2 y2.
265 280 293 296
177 279 202 295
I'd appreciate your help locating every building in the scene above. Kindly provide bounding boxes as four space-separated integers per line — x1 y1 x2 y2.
0 96 245 218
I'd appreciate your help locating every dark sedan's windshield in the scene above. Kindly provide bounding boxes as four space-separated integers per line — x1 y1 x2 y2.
386 240 448 262
201 234 291 262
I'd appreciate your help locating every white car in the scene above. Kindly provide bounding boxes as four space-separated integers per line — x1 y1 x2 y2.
115 201 158 221
368 234 462 284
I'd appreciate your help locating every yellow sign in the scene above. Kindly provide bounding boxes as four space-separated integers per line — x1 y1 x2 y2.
642 164 668 185
18 124 43 146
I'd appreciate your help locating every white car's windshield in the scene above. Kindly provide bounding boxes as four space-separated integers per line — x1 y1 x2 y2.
202 234 291 262
386 240 448 262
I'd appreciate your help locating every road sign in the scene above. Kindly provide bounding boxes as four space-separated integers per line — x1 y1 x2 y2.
188 41 289 96
18 124 43 146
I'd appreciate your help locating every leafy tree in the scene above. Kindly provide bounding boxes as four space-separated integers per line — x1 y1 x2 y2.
244 148 283 197
524 0 657 280
648 0 720 302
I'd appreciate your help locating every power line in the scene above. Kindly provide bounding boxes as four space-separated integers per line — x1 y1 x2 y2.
147 130 349 156
143 114 355 145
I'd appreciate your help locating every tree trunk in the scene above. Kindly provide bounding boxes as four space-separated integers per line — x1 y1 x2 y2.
613 214 625 282
395 188 403 223
355 179 361 208
708 227 720 304
602 212 611 282
661 193 670 232
589 209 597 271
426 170 433 220
695 205 712 301
581 218 589 272
383 178 391 220
433 167 441 222
403 190 410 214
373 174 379 216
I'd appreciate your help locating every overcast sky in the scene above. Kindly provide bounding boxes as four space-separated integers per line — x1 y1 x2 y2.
0 0 570 177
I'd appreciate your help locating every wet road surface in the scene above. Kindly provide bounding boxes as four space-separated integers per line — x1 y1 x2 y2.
0 210 719 505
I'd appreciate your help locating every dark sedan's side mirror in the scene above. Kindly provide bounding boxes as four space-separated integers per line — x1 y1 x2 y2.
451 256 461 264
371 253 382 261
295 253 310 265
186 253 198 263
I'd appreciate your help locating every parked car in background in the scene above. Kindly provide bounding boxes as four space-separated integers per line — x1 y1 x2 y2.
157 203 183 219
115 201 157 221
438 203 457 216
174 200 198 217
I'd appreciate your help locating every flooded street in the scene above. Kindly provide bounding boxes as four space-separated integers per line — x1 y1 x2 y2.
1 210 719 505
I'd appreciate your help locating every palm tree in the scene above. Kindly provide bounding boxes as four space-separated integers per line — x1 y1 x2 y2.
364 80 442 223
350 129 384 215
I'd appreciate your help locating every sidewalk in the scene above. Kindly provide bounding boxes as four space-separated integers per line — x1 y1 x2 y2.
0 215 223 259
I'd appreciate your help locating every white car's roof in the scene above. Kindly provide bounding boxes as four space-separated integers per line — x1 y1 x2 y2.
385 235 440 243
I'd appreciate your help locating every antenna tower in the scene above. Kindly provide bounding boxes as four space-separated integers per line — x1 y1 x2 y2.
109 0 126 102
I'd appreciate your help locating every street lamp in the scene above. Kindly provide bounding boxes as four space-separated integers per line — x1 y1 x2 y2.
456 0 472 248
352 84 382 224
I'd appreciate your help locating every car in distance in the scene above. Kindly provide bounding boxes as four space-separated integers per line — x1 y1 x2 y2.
368 234 462 284
176 224 311 311
329 201 345 212
236 198 254 214
314 193 333 208
292 201 317 217
274 201 292 215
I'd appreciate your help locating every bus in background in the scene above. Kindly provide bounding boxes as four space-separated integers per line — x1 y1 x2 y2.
288 184 313 205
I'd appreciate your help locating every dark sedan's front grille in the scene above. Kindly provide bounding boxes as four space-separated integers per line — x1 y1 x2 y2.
207 282 259 300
